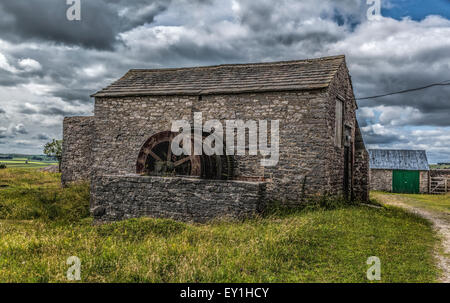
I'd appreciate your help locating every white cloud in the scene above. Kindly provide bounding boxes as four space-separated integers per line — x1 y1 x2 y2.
18 58 42 72
79 64 107 78
0 52 18 73
376 106 423 126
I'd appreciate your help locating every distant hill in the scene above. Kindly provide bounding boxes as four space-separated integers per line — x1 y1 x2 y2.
429 164 450 169
0 153 57 162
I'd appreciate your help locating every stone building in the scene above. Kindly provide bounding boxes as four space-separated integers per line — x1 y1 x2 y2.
61 55 369 223
369 149 430 194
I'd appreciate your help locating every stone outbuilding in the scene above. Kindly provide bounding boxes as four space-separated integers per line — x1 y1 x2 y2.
369 149 430 194
61 55 369 223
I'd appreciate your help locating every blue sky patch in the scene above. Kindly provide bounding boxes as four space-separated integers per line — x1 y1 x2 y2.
383 0 450 21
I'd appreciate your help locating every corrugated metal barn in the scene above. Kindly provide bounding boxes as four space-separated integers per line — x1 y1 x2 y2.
369 149 430 194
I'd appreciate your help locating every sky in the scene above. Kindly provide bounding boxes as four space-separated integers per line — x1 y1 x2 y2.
0 0 449 163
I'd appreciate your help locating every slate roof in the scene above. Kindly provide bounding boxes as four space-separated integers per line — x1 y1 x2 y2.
369 149 430 171
92 55 345 97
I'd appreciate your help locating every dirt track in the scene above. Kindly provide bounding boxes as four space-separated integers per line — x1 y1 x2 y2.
374 193 450 283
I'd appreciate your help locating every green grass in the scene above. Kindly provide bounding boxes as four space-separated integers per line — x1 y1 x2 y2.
372 191 450 214
0 169 441 283
0 158 57 169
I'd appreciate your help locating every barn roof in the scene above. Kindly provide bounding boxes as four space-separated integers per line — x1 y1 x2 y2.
92 55 345 97
369 149 430 171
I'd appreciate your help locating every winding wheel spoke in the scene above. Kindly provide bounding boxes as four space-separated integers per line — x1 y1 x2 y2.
174 156 191 167
167 140 172 161
148 150 162 162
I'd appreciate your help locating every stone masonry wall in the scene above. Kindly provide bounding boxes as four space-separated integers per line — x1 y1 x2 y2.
61 116 95 186
311 60 370 201
196 90 333 204
91 175 266 223
419 170 430 194
430 169 450 178
92 90 339 205
324 62 364 199
370 169 392 192
353 149 370 201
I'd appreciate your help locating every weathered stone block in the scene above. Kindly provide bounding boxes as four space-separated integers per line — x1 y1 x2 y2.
91 175 266 223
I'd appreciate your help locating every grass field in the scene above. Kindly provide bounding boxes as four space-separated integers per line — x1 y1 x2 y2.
430 164 450 169
372 192 450 214
0 158 57 169
0 169 441 282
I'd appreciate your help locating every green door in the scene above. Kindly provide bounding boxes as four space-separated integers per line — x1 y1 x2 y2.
392 170 420 194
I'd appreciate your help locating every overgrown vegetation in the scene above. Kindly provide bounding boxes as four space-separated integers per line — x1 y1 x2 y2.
0 169 89 222
43 139 63 171
0 169 441 282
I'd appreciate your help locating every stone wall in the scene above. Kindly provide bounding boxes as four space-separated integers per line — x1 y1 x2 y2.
354 149 370 201
91 175 266 223
430 169 450 178
196 90 334 204
370 169 392 192
325 62 359 198
61 116 95 186
91 90 338 205
419 171 430 194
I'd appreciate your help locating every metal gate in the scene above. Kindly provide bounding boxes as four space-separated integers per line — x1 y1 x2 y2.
430 177 449 194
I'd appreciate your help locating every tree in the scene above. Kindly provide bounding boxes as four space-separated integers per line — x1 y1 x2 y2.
44 139 63 172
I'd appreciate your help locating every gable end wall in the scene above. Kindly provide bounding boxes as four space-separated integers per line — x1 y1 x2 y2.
61 116 95 186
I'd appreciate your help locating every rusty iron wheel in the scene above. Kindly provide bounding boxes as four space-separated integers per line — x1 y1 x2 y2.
136 131 201 176
136 130 234 180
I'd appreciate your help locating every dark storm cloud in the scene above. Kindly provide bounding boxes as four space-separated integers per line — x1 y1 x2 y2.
356 82 450 127
12 124 28 135
0 124 28 139
0 108 5 114
18 105 85 117
14 141 33 147
34 133 50 141
237 0 364 32
0 71 28 87
18 107 38 115
0 0 172 50
51 89 93 104
40 106 85 117
233 0 358 51
363 132 409 145
409 111 450 127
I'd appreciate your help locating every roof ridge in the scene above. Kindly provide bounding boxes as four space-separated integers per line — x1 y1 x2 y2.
127 55 346 73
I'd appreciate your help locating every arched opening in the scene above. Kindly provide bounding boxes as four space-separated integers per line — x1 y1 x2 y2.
136 130 234 180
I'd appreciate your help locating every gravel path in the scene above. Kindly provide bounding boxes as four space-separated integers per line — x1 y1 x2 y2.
375 193 450 283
